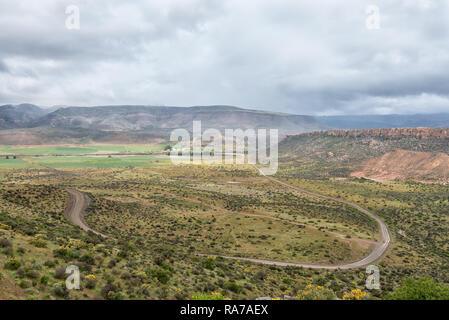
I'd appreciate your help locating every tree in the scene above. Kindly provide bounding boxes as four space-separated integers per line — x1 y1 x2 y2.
388 277 449 300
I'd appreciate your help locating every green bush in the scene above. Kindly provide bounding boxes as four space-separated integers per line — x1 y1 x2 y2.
387 277 449 300
225 282 242 294
40 275 49 285
19 279 33 289
4 258 21 270
52 283 69 299
80 253 95 265
202 258 215 270
155 270 170 284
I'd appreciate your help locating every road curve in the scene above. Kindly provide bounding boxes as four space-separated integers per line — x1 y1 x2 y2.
64 189 109 238
201 167 390 269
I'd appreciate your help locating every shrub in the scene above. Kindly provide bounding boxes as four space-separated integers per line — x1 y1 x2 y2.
121 272 132 280
296 284 337 300
26 269 40 279
0 238 12 248
44 260 56 268
342 289 369 300
52 283 69 299
225 282 242 294
108 259 117 268
154 270 170 284
85 279 96 289
29 238 47 248
80 253 95 265
2 246 13 256
40 275 50 285
16 268 25 278
387 277 449 300
202 258 215 270
254 271 266 281
192 292 226 300
69 249 81 259
19 279 33 289
0 223 11 230
54 267 66 279
101 284 119 299
4 258 21 270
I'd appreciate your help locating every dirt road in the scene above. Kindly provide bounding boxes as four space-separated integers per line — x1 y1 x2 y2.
200 167 391 269
63 168 390 269
64 189 108 238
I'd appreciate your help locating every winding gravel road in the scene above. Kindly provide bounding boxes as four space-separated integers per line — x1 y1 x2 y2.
64 167 390 269
64 189 108 238
201 167 391 269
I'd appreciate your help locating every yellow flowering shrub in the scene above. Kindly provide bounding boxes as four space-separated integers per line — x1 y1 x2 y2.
29 236 47 248
0 223 11 230
132 270 147 279
296 284 337 300
192 292 227 300
342 289 369 300
85 274 96 281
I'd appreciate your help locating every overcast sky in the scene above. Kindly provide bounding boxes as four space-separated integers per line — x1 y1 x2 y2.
1 0 448 115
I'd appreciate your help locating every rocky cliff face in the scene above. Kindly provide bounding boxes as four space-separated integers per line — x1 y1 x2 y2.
288 128 449 140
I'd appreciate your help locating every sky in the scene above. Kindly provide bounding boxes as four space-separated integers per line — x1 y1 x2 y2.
0 0 448 115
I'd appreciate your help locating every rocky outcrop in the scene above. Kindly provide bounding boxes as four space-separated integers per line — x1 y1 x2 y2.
288 128 449 140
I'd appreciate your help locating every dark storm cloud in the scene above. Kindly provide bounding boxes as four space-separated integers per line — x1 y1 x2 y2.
0 0 448 115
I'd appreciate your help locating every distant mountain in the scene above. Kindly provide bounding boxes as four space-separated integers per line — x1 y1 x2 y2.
0 104 328 145
31 105 327 134
0 104 48 129
316 114 449 129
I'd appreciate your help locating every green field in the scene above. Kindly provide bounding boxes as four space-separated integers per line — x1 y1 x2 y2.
0 144 165 156
0 158 34 169
0 155 170 169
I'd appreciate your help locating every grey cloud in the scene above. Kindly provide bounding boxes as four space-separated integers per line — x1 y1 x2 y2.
0 0 448 115
0 60 9 73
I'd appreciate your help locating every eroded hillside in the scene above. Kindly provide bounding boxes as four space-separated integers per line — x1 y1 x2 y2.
279 128 449 182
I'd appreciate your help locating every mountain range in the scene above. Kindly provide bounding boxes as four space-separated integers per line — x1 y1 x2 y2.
1 104 325 133
1 104 448 146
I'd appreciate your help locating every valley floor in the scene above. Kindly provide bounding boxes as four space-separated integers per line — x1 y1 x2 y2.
0 158 448 300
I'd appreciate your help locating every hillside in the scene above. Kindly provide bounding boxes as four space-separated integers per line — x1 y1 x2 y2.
0 104 49 129
352 150 449 183
0 104 327 144
279 128 449 181
316 114 449 129
0 127 166 146
31 105 326 133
